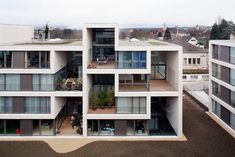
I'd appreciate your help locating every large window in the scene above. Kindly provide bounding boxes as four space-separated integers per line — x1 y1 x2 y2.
212 45 219 59
230 47 235 64
212 99 221 117
5 120 20 135
0 97 13 113
212 81 220 96
117 51 146 69
100 120 115 136
25 97 50 114
26 51 50 68
33 74 54 91
230 69 235 86
230 91 235 108
151 51 166 80
41 120 54 135
230 112 235 130
212 63 220 79
87 120 99 136
0 74 20 91
0 120 4 135
88 120 115 136
0 51 12 68
116 97 146 114
135 120 148 135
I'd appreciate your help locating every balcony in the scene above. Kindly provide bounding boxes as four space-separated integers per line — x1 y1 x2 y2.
55 78 82 91
88 96 146 114
88 106 116 114
119 83 149 92
88 106 146 114
119 74 149 92
149 80 176 91
87 60 115 69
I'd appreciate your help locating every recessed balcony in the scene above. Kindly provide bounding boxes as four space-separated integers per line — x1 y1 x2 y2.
149 80 176 91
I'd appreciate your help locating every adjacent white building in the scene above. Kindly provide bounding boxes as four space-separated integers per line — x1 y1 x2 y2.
0 23 183 138
209 40 235 138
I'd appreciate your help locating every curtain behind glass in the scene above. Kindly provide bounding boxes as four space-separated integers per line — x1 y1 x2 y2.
117 97 131 113
41 75 53 91
0 97 4 113
139 97 146 113
5 75 20 91
32 74 40 91
5 97 12 113
41 97 50 113
25 97 39 113
230 113 235 130
0 75 4 90
133 97 139 113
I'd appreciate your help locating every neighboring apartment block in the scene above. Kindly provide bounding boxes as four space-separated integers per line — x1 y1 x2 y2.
209 40 235 137
0 23 183 138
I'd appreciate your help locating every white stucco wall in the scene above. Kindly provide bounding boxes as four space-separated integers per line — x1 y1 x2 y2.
0 24 34 44
167 51 179 90
166 97 179 135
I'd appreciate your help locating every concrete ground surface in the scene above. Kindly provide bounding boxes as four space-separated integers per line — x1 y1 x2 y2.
0 92 235 157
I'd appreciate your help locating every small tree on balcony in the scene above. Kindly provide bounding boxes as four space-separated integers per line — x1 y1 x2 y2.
106 89 114 106
91 92 99 110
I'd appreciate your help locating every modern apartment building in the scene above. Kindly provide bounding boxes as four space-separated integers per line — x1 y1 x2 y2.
0 23 183 138
209 40 235 137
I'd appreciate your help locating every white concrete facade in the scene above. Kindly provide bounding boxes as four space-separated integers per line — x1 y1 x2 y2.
0 23 183 138
0 24 34 44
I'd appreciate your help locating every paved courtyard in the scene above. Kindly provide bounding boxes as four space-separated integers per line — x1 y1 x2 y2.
0 92 235 157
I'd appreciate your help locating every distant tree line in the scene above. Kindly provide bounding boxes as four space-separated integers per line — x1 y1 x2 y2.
210 19 235 40
50 28 82 39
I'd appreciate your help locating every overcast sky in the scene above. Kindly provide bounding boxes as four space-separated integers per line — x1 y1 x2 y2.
0 0 235 28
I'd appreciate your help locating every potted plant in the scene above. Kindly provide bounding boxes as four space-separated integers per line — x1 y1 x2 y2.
98 89 107 109
76 127 83 135
91 92 99 110
106 89 114 106
72 116 80 129
76 78 82 90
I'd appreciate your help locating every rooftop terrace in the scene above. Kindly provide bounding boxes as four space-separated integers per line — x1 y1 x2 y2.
14 39 83 46
118 39 170 47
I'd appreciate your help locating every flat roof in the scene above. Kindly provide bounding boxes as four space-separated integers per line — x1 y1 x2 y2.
119 39 173 47
12 39 82 46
